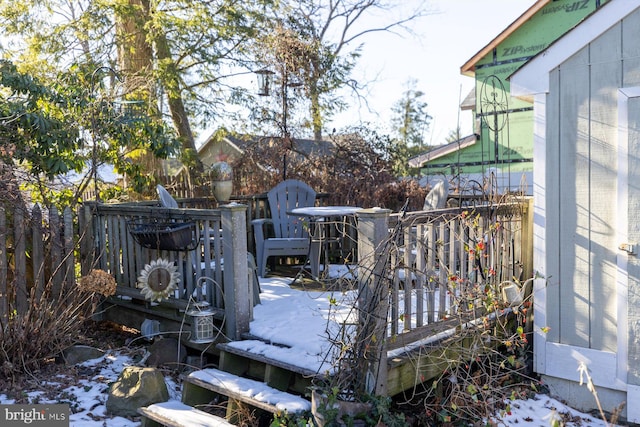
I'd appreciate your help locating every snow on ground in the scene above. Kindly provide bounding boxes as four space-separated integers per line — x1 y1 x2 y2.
0 274 624 426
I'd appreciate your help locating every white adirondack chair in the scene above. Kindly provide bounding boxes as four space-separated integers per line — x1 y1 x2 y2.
156 184 262 304
253 180 317 277
402 179 451 278
423 179 449 211
157 184 179 208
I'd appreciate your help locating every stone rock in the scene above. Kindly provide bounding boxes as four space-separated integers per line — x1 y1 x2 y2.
145 338 187 369
106 366 168 417
57 345 105 365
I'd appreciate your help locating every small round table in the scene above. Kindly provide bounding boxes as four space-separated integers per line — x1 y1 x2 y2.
288 206 362 281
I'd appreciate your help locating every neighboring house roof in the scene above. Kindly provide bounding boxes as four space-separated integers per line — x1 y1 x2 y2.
460 0 551 77
197 134 244 160
408 134 479 168
511 0 631 97
198 133 335 161
460 88 475 112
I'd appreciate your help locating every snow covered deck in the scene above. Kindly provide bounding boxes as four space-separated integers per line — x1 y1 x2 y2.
96 199 532 399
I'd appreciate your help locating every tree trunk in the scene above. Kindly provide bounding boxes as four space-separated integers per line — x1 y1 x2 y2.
305 62 324 142
153 28 204 177
116 0 161 177
116 0 203 184
309 81 323 142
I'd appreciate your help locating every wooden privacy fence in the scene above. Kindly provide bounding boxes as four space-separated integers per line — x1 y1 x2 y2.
0 205 76 321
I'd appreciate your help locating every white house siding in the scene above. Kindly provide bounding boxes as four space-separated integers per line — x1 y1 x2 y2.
511 2 640 420
544 34 620 353
622 9 640 393
626 95 640 387
547 18 630 413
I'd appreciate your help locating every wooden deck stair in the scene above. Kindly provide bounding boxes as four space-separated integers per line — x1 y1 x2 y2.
139 401 234 427
217 340 321 395
139 339 316 426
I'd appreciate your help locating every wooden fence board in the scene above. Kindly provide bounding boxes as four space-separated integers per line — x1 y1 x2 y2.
15 207 27 313
0 207 6 322
64 207 74 292
0 204 78 313
32 205 44 300
49 206 62 298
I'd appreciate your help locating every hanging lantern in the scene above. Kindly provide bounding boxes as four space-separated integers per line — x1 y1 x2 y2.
255 68 275 96
187 301 216 344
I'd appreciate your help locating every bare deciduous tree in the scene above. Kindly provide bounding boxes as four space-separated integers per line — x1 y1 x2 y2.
254 0 430 141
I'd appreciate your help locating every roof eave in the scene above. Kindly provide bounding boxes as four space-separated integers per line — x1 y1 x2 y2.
409 134 479 168
510 0 636 97
460 0 551 77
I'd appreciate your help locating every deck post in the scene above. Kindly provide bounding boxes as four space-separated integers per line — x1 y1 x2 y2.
220 203 251 340
356 208 391 396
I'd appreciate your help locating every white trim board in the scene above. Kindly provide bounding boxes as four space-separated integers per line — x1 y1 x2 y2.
532 93 548 375
629 385 640 423
544 342 627 391
616 87 639 385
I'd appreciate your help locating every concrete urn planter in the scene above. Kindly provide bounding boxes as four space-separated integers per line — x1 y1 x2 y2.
209 161 233 203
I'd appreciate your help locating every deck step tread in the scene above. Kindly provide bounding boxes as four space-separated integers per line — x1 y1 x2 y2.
138 401 235 427
186 368 311 414
217 341 322 378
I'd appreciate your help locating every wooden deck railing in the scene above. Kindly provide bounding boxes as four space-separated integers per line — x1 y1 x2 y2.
355 199 533 395
81 201 252 340
105 192 329 255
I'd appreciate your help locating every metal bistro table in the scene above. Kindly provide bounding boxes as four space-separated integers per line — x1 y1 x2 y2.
288 206 362 282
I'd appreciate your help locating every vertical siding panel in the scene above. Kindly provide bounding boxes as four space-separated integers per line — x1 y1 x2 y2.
589 24 622 352
559 47 591 347
546 69 562 344
622 9 640 87
625 96 640 387
621 10 640 387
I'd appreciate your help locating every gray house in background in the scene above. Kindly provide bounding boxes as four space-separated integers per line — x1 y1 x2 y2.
511 0 640 421
198 133 335 168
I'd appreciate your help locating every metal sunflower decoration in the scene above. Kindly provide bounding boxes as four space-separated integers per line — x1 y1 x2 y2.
137 258 180 302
